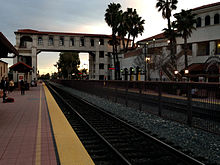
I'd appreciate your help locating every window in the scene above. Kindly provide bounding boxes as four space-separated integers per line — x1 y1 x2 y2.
99 75 104 80
99 51 104 58
214 14 219 24
59 37 64 46
48 36 53 46
80 37 84 46
99 39 104 45
38 37 43 45
99 63 104 69
70 38 74 46
196 17 201 27
197 42 210 56
205 15 210 26
216 40 220 55
90 39 94 47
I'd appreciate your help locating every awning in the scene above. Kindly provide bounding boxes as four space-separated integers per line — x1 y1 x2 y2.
10 62 32 72
187 63 204 72
0 32 19 58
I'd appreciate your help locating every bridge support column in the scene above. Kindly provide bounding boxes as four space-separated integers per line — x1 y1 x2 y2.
31 47 37 80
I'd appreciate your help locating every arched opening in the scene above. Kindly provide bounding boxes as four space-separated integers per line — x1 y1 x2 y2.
20 36 33 48
38 37 43 45
214 14 219 24
136 66 140 81
205 15 210 26
124 68 128 80
130 67 134 81
196 17 201 27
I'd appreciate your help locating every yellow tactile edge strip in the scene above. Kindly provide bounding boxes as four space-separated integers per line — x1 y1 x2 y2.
43 83 95 165
35 85 42 165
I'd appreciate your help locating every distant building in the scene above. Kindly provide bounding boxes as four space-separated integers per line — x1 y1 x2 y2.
121 2 220 82
0 60 8 80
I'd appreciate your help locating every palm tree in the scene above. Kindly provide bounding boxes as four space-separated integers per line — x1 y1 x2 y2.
156 0 178 67
174 9 196 69
105 3 122 80
130 15 145 48
118 12 128 51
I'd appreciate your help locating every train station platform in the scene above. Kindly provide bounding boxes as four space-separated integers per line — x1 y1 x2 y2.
0 83 94 165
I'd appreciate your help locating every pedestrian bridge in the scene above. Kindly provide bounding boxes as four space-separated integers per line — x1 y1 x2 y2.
14 29 118 81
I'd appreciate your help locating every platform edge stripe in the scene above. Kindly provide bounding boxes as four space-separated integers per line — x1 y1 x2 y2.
35 85 42 165
43 83 95 165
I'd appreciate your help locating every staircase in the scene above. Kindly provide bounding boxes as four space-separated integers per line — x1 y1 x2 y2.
161 49 192 81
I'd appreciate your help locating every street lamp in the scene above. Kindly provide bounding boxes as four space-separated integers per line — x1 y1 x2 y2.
144 42 149 81
146 57 151 81
184 69 189 81
174 70 178 81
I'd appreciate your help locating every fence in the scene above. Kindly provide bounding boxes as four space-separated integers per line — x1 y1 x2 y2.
52 80 220 134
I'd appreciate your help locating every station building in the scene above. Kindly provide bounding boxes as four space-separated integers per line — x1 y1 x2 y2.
120 2 220 82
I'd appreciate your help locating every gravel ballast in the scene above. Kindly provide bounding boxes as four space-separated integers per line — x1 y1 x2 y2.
51 82 220 165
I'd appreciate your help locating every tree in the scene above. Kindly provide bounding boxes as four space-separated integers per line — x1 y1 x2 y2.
124 8 145 51
105 3 122 80
156 0 178 68
57 52 80 79
174 9 196 69
130 14 145 48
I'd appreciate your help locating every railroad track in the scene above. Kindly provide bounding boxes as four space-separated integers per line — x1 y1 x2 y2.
46 82 205 165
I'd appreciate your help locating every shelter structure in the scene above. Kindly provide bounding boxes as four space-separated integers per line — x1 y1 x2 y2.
10 62 32 88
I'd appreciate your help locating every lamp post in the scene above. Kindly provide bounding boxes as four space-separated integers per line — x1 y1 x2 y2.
184 69 189 81
174 70 178 81
144 42 149 81
146 57 150 81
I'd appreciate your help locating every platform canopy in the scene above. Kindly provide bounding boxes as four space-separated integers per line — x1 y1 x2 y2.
0 32 18 58
10 62 32 73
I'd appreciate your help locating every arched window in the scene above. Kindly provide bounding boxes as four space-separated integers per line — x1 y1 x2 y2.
196 17 201 27
205 15 210 26
214 14 219 24
20 36 32 48
38 37 43 45
48 36 53 46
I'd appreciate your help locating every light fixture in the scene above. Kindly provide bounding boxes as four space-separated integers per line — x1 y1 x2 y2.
184 69 189 74
167 40 170 44
153 38 155 41
146 57 150 62
174 70 178 75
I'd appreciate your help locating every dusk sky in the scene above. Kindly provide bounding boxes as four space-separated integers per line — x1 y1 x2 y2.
1 0 219 75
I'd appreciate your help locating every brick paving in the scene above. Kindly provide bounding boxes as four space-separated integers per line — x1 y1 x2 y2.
0 84 57 165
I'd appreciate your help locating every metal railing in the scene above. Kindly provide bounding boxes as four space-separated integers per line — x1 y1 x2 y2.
52 80 220 134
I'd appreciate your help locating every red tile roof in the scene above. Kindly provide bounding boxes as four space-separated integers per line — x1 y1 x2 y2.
15 29 112 38
192 2 220 11
0 32 19 56
10 62 32 71
138 32 165 43
138 2 220 44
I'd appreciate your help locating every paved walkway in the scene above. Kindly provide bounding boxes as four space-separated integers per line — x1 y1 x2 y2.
0 83 94 165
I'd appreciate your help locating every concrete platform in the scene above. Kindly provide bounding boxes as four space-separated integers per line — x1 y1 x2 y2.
0 83 94 165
